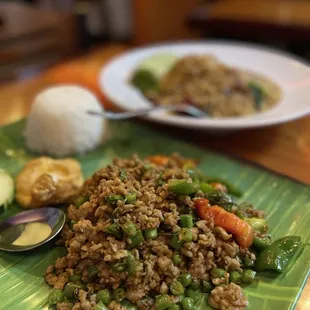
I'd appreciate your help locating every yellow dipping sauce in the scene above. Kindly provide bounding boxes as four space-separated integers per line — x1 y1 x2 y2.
13 222 52 246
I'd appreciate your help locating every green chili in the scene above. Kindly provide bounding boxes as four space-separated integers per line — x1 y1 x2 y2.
256 236 302 272
128 229 144 249
48 289 65 305
96 289 111 304
122 221 137 237
253 236 271 251
178 273 192 287
103 223 122 239
168 179 198 195
144 228 158 240
179 215 193 228
125 192 137 204
155 294 173 310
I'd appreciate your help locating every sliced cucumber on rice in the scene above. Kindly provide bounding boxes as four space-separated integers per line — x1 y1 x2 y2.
0 169 14 212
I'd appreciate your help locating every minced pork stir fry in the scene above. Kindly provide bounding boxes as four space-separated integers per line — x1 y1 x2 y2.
45 154 301 310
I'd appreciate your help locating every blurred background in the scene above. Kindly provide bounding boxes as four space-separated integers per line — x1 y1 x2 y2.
1 0 310 84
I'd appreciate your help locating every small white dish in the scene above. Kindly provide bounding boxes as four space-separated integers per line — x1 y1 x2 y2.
100 41 310 131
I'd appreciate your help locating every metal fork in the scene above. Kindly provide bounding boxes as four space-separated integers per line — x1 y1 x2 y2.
87 104 208 120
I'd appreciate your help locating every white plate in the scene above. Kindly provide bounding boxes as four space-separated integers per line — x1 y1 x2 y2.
100 41 310 130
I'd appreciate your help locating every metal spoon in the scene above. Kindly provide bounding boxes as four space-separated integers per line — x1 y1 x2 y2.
87 104 208 120
0 207 65 252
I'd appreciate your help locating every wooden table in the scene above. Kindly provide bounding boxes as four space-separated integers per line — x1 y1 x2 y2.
0 44 309 308
188 0 310 42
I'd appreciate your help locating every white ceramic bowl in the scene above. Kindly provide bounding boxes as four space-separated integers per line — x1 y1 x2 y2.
100 41 310 131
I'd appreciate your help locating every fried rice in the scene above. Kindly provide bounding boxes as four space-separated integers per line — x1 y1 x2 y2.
45 154 263 310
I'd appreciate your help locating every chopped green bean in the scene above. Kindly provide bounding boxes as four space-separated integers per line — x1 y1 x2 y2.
143 163 153 171
180 228 193 243
144 228 158 240
178 273 192 287
229 271 242 284
185 288 200 302
189 279 201 290
211 267 226 279
128 229 144 249
172 252 182 265
69 274 81 282
179 215 193 228
170 280 185 296
122 221 137 237
155 294 173 310
111 262 127 273
245 217 268 233
168 179 198 195
171 235 183 250
88 266 98 281
253 236 271 251
113 288 125 302
63 282 84 299
243 257 255 268
125 192 137 204
199 182 213 194
119 169 127 181
48 289 65 305
93 301 109 310
74 196 88 208
107 195 124 205
181 297 195 310
121 299 138 310
96 289 111 304
69 220 77 229
103 223 122 239
126 252 138 276
202 280 213 293
242 269 256 284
